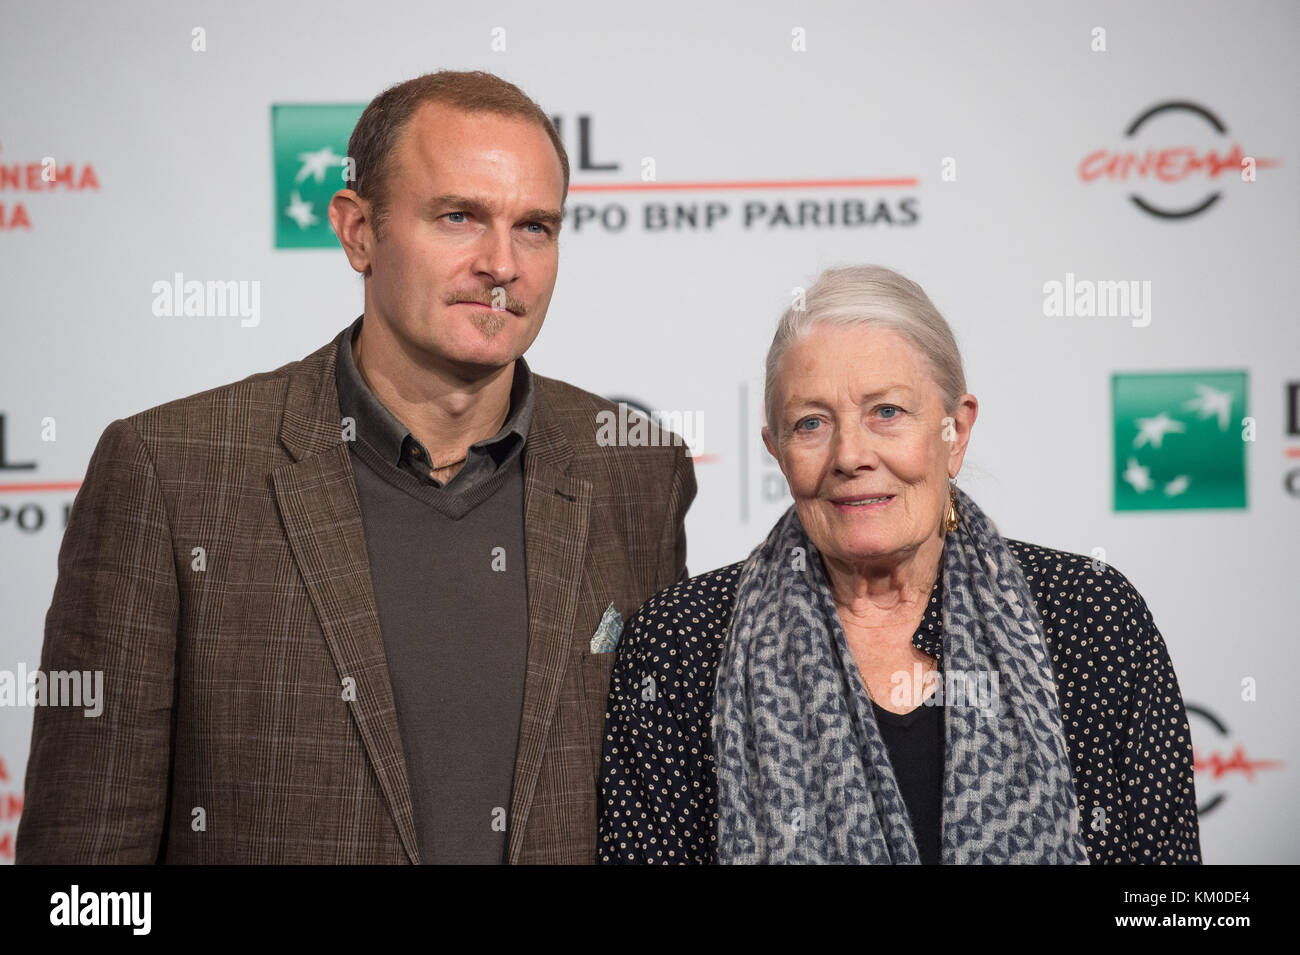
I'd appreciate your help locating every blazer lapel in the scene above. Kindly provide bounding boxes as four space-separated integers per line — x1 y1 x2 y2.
270 335 421 864
507 401 592 863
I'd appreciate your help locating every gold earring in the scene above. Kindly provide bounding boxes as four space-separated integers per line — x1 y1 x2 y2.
944 481 958 532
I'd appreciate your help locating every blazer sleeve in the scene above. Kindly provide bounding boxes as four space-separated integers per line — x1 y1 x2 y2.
1117 579 1202 864
16 417 180 864
653 444 697 589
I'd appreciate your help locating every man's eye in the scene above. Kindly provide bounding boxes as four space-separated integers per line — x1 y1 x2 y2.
445 211 468 223
795 417 821 432
523 222 550 235
878 405 902 419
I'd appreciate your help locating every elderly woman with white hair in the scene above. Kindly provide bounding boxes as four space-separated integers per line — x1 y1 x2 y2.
599 265 1201 865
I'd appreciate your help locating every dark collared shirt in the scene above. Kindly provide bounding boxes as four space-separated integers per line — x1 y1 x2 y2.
334 314 533 864
336 314 534 492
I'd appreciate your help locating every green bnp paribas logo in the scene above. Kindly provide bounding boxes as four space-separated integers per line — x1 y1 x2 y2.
1112 371 1248 511
272 104 364 249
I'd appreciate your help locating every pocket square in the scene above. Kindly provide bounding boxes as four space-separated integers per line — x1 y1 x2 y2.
589 602 624 653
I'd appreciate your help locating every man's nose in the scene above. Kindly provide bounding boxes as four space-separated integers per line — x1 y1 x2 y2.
472 226 520 285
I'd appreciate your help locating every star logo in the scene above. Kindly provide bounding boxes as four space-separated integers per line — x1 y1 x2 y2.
272 104 365 248
1182 384 1233 430
284 191 318 229
295 146 345 184
1112 371 1247 511
1133 411 1186 449
1122 457 1153 494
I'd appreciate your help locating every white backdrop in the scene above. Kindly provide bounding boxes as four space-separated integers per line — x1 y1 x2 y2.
2 0 1296 863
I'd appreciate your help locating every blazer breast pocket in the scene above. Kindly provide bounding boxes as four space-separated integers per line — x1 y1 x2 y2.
581 602 623 699
588 601 624 654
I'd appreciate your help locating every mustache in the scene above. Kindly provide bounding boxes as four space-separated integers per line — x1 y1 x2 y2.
446 289 527 316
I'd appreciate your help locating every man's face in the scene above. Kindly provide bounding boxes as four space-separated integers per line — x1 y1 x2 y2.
361 102 564 374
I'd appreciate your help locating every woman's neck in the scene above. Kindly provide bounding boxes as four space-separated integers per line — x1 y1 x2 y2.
822 532 944 629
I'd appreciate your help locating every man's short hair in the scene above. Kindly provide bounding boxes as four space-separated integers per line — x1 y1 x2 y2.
346 70 570 240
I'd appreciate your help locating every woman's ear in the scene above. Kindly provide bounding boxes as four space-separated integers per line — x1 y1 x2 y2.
761 425 779 463
946 394 979 478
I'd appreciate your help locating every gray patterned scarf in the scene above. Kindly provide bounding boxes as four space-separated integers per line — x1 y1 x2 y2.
712 487 1088 864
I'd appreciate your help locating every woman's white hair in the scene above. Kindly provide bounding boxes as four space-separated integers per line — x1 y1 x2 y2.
764 265 967 432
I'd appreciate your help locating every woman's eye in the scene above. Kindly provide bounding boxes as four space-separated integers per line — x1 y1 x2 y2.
878 405 902 419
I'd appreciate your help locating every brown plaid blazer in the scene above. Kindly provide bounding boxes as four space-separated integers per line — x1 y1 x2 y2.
16 326 695 864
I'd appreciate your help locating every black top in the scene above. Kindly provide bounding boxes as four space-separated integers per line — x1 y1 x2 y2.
865 566 946 865
871 699 945 865
598 540 1202 864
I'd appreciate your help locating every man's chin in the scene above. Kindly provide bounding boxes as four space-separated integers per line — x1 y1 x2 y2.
438 334 528 374
468 311 510 339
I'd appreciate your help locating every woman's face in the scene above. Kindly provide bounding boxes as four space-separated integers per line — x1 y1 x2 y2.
764 323 976 571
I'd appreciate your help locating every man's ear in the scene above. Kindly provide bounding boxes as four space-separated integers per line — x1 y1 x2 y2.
946 394 979 478
328 189 374 276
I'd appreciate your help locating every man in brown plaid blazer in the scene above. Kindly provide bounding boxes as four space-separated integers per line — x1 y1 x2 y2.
16 71 695 864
